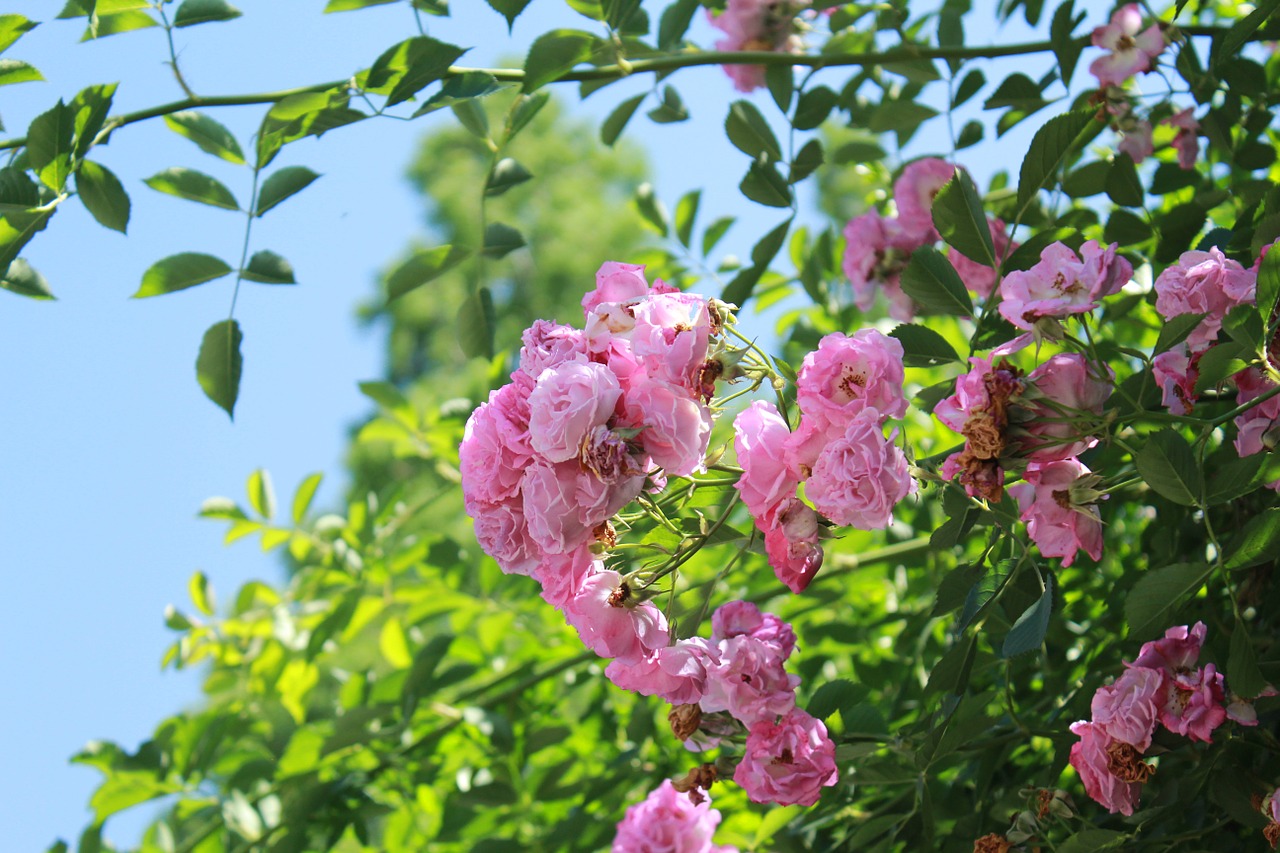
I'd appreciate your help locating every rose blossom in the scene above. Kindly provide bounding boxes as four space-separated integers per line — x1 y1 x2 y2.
1009 458 1103 567
612 779 737 853
1118 119 1154 163
732 400 800 521
710 601 796 658
629 292 714 392
1154 247 1256 350
998 241 1130 331
466 495 540 577
1234 368 1280 464
1068 720 1146 815
806 412 915 529
1022 353 1113 462
621 376 712 477
1133 621 1206 673
700 634 800 725
763 496 824 593
527 361 622 463
534 544 599 610
605 638 719 705
893 158 956 244
1158 663 1227 743
583 261 651 314
519 319 588 377
795 330 908 426
1153 345 1200 416
842 210 916 322
1163 108 1199 171
1091 666 1163 751
522 460 640 555
565 570 670 665
1089 3 1165 88
707 0 807 93
734 709 838 807
460 382 535 505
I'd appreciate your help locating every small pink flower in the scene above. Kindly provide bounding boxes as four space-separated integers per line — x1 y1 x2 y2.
1118 119 1154 163
1163 108 1199 170
460 382 535 505
949 217 1018 299
733 400 800 521
1159 663 1227 743
1234 368 1280 460
842 211 917 322
1081 240 1134 300
605 638 719 705
522 461 639 555
795 330 908 426
583 261 651 315
1089 4 1165 88
1154 247 1256 350
466 494 541 577
1068 720 1145 816
1153 345 1200 416
527 360 622 464
1133 621 1207 673
565 570 670 665
1091 666 1163 751
1023 353 1114 462
519 319 588 377
806 412 915 529
763 496 824 593
701 634 800 725
708 0 808 93
629 291 714 393
1009 458 1103 567
534 545 600 610
621 377 712 477
612 779 737 853
894 158 956 244
710 601 796 658
998 241 1130 331
734 709 838 807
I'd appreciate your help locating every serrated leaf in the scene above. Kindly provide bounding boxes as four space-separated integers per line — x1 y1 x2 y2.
0 59 42 87
601 93 644 146
673 190 700 249
923 634 977 696
932 171 994 266
254 166 319 216
900 246 973 316
1203 453 1266 506
793 85 837 131
1225 508 1280 570
173 0 242 27
932 562 985 616
1214 0 1280 70
646 85 687 123
890 323 962 367
522 29 597 93
1016 109 1101 215
458 286 496 358
1134 429 1202 506
145 167 240 210
482 222 525 259
189 570 214 615
163 111 245 164
26 100 74 191
485 157 532 196
1105 152 1143 207
69 83 117 159
1152 312 1206 354
953 69 985 108
1 258 53 299
485 0 533 29
1125 562 1211 638
505 91 548 141
241 250 295 284
788 139 824 184
722 219 789 306
702 216 734 256
1258 246 1280 332
196 319 243 418
325 0 398 10
413 71 503 118
739 161 791 208
134 253 232 297
765 64 793 113
0 15 38 55
1002 572 1053 657
387 244 472 301
958 559 1014 631
725 100 782 161
658 0 698 48
76 160 130 233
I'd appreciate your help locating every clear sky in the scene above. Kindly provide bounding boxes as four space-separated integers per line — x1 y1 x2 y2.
0 0 1068 848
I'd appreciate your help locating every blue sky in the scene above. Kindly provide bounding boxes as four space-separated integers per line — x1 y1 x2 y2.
0 0 1071 848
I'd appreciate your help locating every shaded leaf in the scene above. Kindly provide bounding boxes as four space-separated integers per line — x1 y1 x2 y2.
725 100 782 161
145 167 240 210
739 161 791 208
76 160 130 233
1016 109 1101 214
522 29 597 93
482 222 525 259
241 250 295 284
0 59 41 87
1225 508 1280 570
485 0 533 29
1125 562 1211 638
890 323 962 367
26 101 74 191
1134 429 1202 506
1002 572 1053 657
173 0 242 27
932 170 994 265
1228 622 1266 698
634 183 669 236
163 111 245 164
601 93 645 145
657 0 698 49
134 253 232 298
485 157 532 196
0 258 53 299
196 319 243 418
387 245 473 301
900 246 974 316
255 166 319 216
458 286 496 358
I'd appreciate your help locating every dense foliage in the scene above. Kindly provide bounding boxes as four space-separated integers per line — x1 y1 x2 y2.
12 0 1280 851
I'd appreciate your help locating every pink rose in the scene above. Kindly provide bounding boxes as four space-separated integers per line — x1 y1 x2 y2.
842 210 917 322
732 400 800 521
522 461 640 555
1068 720 1144 815
1081 240 1134 300
998 242 1099 330
605 638 719 705
1023 353 1113 462
1163 108 1199 170
949 217 1018 299
1133 621 1207 673
519 318 588 378
527 361 622 464
795 330 908 426
700 635 800 725
763 497 824 593
1090 666 1163 751
1089 4 1165 88
1009 458 1103 567
466 494 540 577
707 0 807 93
1158 663 1227 743
622 377 712 477
612 779 737 853
710 601 796 658
583 261 650 315
629 292 713 393
460 382 535 504
734 709 838 807
806 412 915 529
1234 368 1280 461
534 545 599 610
565 570 670 665
1153 345 1200 416
1118 119 1154 163
1154 247 1256 350
893 157 956 244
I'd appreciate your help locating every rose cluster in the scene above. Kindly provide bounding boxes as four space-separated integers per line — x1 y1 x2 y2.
1069 622 1269 815
843 158 1019 321
612 779 738 853
707 0 810 93
733 329 916 592
997 239 1132 348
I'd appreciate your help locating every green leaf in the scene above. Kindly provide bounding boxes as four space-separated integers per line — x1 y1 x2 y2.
792 85 837 131
646 85 688 123
923 634 977 696
482 222 525 259
739 161 791 208
956 120 983 149
452 100 491 141
402 632 457 714
374 37 469 107
69 83 117 159
135 253 232 297
76 160 130 233
722 219 789 306
163 111 245 164
1257 246 1280 332
900 246 973 316
1125 562 1211 638
413 71 503 118
458 286 496 358
1057 830 1126 853
1134 429 1202 506
1203 453 1267 505
788 139 824 184
387 244 473 301
1050 0 1085 85
932 171 994 266
1193 341 1249 394
1 258 53 299
241 250 295 284
144 167 240 210
1002 572 1053 657
601 93 645 145
932 562 985 616
26 101 75 191
1016 109 1101 215
291 472 323 524
958 559 1014 631
359 380 409 411
674 189 700 248
983 72 1047 111
81 10 158 39
254 165 319 216
807 678 865 721
890 323 962 367
633 183 669 237
485 157 532 196
505 91 548 141
1229 622 1266 698
325 0 398 9
765 64 793 113
522 29 597 93
725 100 782 161
657 0 698 48
196 319 243 418
0 209 52 273
603 0 642 29
1225 508 1280 570
0 15 38 54
1152 312 1206 354
173 0 242 27
1214 0 1280 70
0 59 42 87
1105 153 1143 207
247 468 275 518
189 570 215 615
485 0 533 29
702 216 734 256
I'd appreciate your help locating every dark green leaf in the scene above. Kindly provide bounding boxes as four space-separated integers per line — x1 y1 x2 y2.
1057 830 1126 853
522 29 597 93
657 0 697 49
0 209 52 272
1125 562 1211 638
722 219 789 306
76 160 130 233
26 100 74 191
646 85 687 123
1214 0 1279 70
807 678 865 721
924 634 977 696
173 0 242 27
485 0 533 29
1193 341 1249 393
1 258 53 299
1225 508 1280 570
196 319 243 418
633 182 669 236
0 14 37 54
451 99 491 140
1203 453 1267 506
387 244 473 301
932 562 985 616
1153 312 1206 354
953 69 985 108
1104 208 1152 247
793 86 838 131
325 0 399 11
482 222 525 259
674 190 699 248
0 59 41 87
1105 153 1143 207
983 72 1047 111
69 83 117 159
413 71 503 118
403 633 458 715
1049 0 1084 85
505 91 549 141
1016 109 1101 214
458 286 496 358
890 323 962 367
1156 203 1208 263
601 93 645 145
241 250 295 284
788 139 823 184
900 246 973 316
163 111 245 164
1228 622 1266 698
1134 429 1202 506
739 161 791 208
958 559 1014 631
367 36 469 107
765 64 793 113
134 253 232 297
932 171 994 265
832 140 886 165
1002 572 1053 657
956 120 983 149
144 167 240 210
702 216 734 256
485 157 532 196
255 166 319 216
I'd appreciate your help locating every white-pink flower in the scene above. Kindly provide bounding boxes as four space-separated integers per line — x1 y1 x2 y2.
1154 247 1256 350
621 376 712 478
1068 720 1145 816
795 330 908 426
707 0 808 93
763 496 824 593
842 210 917 322
732 400 800 521
1152 345 1199 416
1163 108 1199 171
701 634 799 725
1089 4 1165 88
710 600 797 658
1091 666 1163 751
605 638 719 705
998 241 1131 331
